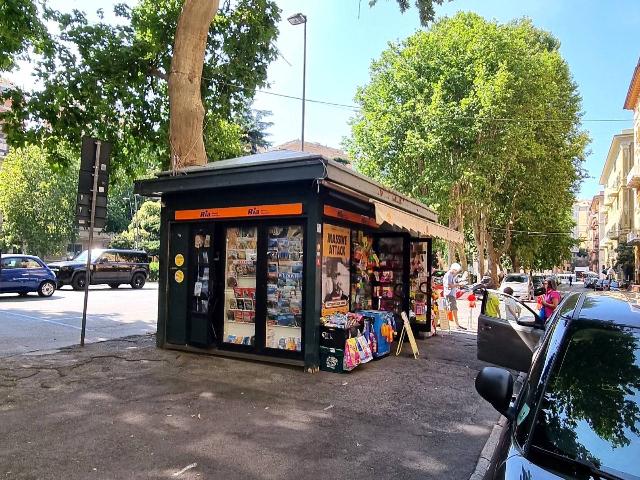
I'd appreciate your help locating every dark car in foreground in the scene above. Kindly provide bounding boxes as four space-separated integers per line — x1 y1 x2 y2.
0 254 57 297
49 249 149 290
476 292 640 479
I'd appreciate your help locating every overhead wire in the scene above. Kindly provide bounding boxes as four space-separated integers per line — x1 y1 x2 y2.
209 78 631 123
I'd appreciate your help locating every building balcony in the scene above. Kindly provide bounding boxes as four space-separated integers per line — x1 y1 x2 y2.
628 165 640 189
603 189 614 205
628 230 640 245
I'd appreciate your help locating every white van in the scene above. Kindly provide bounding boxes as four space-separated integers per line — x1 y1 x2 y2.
500 273 534 301
556 273 575 285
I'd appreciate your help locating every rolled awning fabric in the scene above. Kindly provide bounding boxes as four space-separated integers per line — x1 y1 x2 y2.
373 201 464 244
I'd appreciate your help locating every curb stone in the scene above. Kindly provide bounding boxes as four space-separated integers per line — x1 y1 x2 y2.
468 372 526 480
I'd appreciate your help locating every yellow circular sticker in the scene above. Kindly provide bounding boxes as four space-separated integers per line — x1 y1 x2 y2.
174 270 184 284
174 254 185 267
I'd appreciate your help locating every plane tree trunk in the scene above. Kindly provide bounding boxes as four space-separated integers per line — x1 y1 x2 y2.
169 0 219 170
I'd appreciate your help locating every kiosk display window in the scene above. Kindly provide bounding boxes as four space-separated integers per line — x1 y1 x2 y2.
410 241 429 324
351 231 374 311
266 225 303 351
224 226 257 345
192 231 212 315
373 237 404 314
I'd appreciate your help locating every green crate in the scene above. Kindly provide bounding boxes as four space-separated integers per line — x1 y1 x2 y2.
319 346 346 373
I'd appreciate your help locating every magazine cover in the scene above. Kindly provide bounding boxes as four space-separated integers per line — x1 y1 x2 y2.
321 224 351 316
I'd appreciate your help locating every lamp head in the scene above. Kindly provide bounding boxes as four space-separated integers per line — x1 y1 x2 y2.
287 13 307 25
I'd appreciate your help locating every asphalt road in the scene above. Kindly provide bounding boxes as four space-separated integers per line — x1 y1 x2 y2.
0 283 158 357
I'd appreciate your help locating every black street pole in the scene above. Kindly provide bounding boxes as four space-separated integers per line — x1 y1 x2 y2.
134 193 140 249
301 19 307 152
81 140 101 346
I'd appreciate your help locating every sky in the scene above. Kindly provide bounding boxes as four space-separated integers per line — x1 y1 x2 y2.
7 0 640 199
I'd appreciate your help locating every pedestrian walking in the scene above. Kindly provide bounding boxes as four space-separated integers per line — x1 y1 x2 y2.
569 275 572 287
443 263 466 330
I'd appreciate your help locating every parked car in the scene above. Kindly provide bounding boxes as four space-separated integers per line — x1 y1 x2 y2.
475 291 640 479
500 273 534 301
594 279 610 291
48 249 150 290
0 254 57 297
531 275 545 296
609 280 621 291
583 276 598 288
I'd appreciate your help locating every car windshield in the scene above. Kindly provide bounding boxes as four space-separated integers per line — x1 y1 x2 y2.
504 274 528 283
74 249 104 263
530 326 640 477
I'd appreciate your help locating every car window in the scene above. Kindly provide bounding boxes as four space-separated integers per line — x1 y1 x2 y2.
1 257 21 269
75 249 104 263
504 274 528 283
550 293 580 321
482 291 537 323
24 259 43 269
100 252 118 262
514 317 562 447
117 252 133 262
529 326 640 477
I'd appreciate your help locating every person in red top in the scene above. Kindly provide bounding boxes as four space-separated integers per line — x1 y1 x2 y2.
540 278 561 320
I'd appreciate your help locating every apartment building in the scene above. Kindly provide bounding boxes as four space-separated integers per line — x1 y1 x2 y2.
599 128 635 276
624 58 640 284
571 199 591 269
587 193 605 273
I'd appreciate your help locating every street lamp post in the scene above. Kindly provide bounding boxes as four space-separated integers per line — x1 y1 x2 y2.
287 12 307 152
123 195 140 250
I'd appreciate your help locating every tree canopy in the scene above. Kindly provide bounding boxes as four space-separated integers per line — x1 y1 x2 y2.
347 12 588 275
111 200 160 256
0 144 77 257
0 0 52 71
371 0 448 25
0 0 280 174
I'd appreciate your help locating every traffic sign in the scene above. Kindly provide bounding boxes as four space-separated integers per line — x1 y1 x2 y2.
76 137 112 229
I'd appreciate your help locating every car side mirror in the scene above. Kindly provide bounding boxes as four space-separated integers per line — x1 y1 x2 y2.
475 367 514 419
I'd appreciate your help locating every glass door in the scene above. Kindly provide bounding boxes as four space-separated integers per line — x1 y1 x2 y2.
373 236 405 314
188 227 215 346
265 225 304 352
410 240 429 326
223 226 258 346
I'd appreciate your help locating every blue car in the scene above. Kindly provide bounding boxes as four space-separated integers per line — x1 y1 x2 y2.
0 254 57 297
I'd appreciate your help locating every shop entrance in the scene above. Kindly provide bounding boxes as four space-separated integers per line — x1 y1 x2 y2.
167 219 305 359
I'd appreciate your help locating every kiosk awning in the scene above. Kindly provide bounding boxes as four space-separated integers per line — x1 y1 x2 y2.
373 201 464 244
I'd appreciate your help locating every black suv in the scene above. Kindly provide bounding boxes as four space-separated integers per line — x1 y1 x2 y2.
49 249 150 290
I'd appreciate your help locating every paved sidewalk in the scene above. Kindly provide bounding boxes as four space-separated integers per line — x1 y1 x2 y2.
0 331 497 480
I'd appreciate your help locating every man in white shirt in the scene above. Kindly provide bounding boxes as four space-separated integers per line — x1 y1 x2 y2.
443 263 466 330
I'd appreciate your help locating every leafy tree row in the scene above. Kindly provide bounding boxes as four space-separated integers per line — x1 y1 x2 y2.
347 13 588 276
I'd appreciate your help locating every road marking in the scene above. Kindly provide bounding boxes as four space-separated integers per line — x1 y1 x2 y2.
1 310 90 331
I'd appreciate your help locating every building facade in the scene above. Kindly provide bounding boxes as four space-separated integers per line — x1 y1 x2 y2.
588 193 605 274
624 58 640 284
599 129 635 279
571 199 591 270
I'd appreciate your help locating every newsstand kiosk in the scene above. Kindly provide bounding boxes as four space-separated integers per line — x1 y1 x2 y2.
135 151 462 371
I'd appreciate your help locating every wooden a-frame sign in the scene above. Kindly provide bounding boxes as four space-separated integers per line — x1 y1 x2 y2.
396 312 420 359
